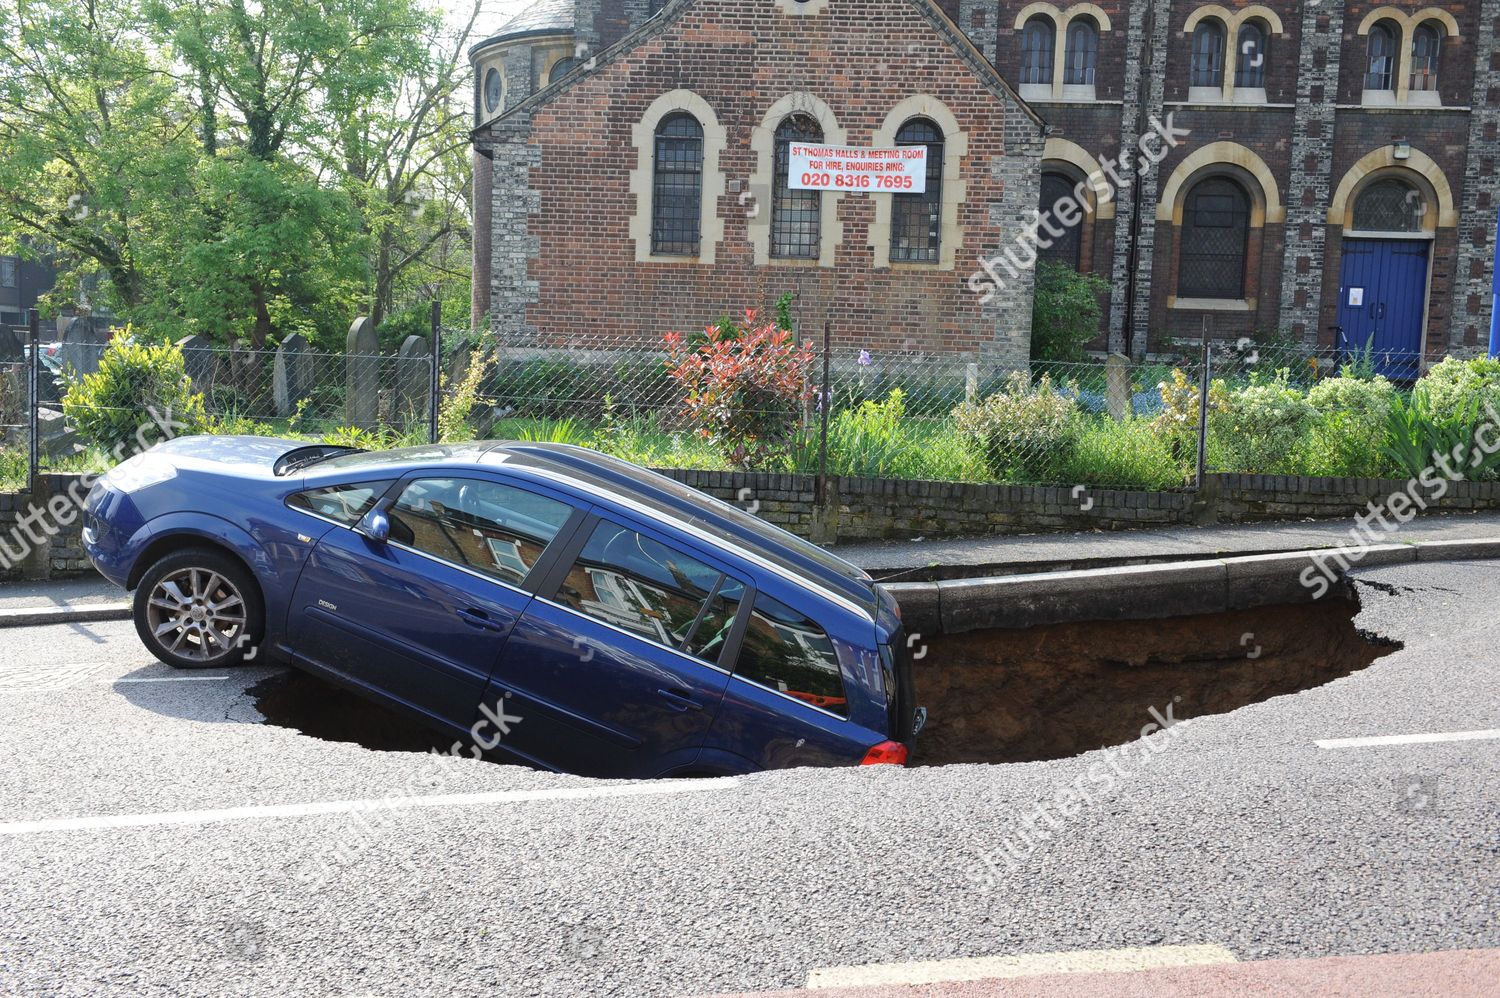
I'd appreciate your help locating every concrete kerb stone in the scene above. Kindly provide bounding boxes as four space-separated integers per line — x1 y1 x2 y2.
1412 537 1500 562
935 561 1229 634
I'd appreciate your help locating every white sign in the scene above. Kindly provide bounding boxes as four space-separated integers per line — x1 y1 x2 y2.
1348 287 1364 307
787 144 927 193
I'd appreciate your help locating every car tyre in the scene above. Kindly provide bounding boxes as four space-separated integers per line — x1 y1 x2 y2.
133 548 265 670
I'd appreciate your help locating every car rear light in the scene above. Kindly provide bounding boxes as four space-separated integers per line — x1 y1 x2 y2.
860 740 908 766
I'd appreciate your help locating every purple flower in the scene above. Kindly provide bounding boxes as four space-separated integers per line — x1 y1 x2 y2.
857 349 872 367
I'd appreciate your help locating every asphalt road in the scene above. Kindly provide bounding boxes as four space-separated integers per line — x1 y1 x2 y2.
0 560 1496 997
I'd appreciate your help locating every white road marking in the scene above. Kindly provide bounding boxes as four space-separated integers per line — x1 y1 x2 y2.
0 778 742 837
1315 729 1500 750
109 675 233 684
806 944 1238 988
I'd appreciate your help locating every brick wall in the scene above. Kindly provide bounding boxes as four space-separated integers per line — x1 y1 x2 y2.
0 475 92 581
480 0 1046 363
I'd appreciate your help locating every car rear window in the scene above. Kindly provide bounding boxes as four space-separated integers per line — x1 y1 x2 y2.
734 596 847 717
553 521 739 662
388 477 575 586
288 481 392 526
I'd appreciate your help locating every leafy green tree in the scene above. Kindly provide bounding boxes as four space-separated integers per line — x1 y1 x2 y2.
1031 263 1110 363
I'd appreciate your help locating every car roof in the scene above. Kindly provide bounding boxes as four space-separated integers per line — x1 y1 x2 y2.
310 441 877 615
478 443 879 615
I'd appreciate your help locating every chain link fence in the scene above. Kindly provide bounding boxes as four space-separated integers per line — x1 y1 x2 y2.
0 308 1482 497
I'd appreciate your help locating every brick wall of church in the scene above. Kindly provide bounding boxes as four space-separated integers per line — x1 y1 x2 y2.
483 0 1046 364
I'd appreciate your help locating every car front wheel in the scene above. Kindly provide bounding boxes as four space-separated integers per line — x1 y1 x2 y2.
133 548 264 669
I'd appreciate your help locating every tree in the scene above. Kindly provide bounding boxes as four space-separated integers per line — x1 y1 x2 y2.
0 0 195 314
1030 263 1110 363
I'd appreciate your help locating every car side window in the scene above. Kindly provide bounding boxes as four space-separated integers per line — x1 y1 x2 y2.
735 596 848 716
387 477 574 586
554 520 738 661
288 481 392 526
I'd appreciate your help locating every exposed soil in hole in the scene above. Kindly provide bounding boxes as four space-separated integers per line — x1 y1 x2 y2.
247 597 1398 771
910 596 1400 766
248 671 457 754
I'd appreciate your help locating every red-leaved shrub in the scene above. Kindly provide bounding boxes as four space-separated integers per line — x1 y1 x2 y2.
664 310 816 469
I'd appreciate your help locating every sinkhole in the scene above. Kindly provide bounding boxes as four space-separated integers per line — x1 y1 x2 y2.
249 595 1399 769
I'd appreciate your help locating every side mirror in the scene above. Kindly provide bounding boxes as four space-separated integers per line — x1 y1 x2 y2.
358 507 390 544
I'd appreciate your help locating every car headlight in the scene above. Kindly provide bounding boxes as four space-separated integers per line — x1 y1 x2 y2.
102 453 177 493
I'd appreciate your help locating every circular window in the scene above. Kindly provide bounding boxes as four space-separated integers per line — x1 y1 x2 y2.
483 68 502 113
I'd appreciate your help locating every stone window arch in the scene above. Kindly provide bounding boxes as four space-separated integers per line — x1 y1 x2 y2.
869 96 968 271
546 55 579 86
1357 9 1459 107
748 93 847 267
1330 147 1456 233
1159 143 1283 310
1013 3 1112 102
629 91 727 264
1184 6 1285 104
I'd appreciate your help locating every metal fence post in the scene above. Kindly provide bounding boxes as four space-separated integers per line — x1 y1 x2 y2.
26 308 39 496
429 300 442 444
815 320 832 506
1195 316 1211 490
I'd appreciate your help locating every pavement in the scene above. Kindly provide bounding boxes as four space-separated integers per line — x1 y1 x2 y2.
833 509 1500 579
0 557 1496 996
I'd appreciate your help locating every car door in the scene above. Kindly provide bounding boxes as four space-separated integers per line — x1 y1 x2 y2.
287 474 581 734
486 514 743 777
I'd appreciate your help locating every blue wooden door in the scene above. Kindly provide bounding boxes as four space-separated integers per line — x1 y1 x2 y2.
1336 238 1430 381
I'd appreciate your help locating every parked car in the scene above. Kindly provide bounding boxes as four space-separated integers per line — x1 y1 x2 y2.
83 439 923 777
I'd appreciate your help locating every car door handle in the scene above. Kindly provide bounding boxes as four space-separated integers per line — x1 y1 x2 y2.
457 607 507 633
657 688 704 712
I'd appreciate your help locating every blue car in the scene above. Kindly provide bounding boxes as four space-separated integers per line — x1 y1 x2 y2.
83 438 922 777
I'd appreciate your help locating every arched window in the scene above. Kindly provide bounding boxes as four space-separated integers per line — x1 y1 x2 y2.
1190 20 1226 89
1178 176 1250 299
771 114 823 260
1063 17 1099 87
1038 172 1083 268
891 118 943 264
547 56 578 85
1235 20 1267 89
1366 22 1397 92
1354 178 1423 231
483 68 502 113
651 113 704 256
1411 22 1441 93
1020 16 1056 86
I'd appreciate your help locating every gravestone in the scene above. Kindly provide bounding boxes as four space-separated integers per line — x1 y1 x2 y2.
0 326 23 364
59 318 107 378
273 333 313 417
396 335 429 421
1106 352 1131 422
345 317 378 430
176 334 214 392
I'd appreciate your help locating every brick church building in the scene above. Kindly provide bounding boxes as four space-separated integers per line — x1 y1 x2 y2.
470 0 1500 364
